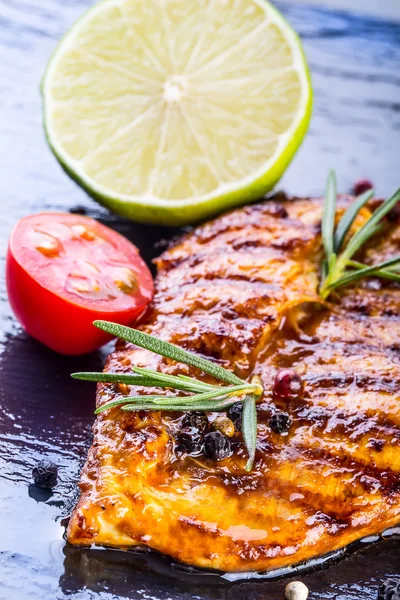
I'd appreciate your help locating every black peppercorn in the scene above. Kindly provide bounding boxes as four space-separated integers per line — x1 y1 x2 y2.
32 460 58 489
204 431 232 461
69 205 87 215
378 578 400 600
269 412 292 434
182 412 210 435
228 402 243 430
177 426 204 454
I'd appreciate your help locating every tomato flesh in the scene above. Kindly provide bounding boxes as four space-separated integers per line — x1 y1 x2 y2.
6 213 154 355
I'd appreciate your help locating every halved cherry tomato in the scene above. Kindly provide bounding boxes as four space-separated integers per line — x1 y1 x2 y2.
6 213 154 355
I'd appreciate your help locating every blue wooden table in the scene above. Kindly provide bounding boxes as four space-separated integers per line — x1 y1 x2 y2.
0 1 399 599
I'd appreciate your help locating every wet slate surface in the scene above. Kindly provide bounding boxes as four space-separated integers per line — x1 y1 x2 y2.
0 1 399 599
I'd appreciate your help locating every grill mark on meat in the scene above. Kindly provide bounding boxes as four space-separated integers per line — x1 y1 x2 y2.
293 403 400 435
153 284 288 321
212 448 399 521
193 204 293 245
231 230 320 253
238 443 400 504
340 290 400 316
314 317 400 349
303 373 400 392
284 445 400 496
297 343 400 372
158 249 316 285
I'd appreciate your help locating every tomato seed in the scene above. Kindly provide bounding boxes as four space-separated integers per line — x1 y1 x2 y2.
71 224 95 241
114 267 138 294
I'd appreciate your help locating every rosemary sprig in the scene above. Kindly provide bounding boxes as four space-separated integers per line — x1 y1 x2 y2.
72 320 263 470
319 170 400 299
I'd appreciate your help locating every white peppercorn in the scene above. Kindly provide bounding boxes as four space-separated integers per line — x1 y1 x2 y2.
285 581 309 600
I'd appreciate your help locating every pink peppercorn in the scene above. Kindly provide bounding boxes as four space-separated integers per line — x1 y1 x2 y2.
273 369 304 400
353 179 374 196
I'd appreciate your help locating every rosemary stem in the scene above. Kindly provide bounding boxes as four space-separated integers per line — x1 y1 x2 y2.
153 383 261 405
320 254 348 299
347 260 367 269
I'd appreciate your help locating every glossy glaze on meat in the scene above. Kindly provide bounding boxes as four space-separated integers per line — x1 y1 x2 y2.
67 197 400 572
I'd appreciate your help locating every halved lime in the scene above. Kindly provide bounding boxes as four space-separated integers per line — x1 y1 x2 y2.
43 0 312 225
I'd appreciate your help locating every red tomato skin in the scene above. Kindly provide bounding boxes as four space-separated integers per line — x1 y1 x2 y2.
6 214 154 355
6 247 148 355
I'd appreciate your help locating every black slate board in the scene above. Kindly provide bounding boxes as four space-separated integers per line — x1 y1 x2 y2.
0 1 399 599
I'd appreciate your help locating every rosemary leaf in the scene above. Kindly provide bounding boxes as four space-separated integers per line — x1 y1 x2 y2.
348 259 400 276
94 321 243 386
322 169 337 260
131 366 217 392
121 397 240 413
328 257 400 291
369 270 400 282
95 396 166 414
242 394 258 472
340 187 400 262
334 188 375 253
178 373 227 387
358 221 385 242
72 370 208 394
72 372 146 384
242 376 262 472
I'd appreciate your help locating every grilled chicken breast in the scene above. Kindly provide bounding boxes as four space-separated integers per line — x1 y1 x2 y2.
67 197 400 572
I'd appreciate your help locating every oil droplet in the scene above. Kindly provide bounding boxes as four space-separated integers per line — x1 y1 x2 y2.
382 526 400 539
114 267 138 294
360 534 380 544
